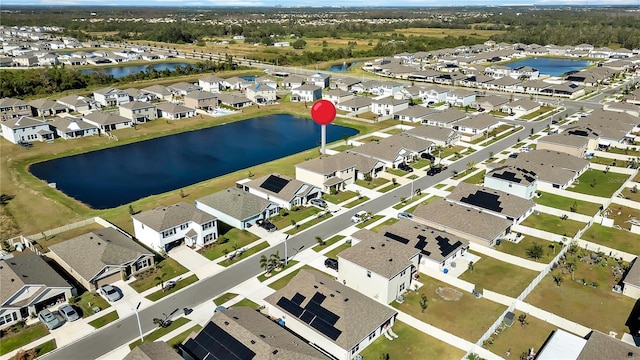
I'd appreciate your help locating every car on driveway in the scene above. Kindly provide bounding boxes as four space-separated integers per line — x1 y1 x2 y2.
420 153 435 161
38 309 63 330
309 198 328 208
99 285 123 302
324 258 338 271
398 163 413 172
256 219 277 232
58 304 80 322
397 212 413 220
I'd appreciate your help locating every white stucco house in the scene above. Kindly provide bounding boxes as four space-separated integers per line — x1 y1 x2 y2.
0 116 53 144
237 173 321 210
93 87 130 107
195 187 280 230
291 84 322 102
484 165 538 200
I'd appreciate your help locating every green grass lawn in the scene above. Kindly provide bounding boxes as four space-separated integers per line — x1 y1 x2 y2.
129 317 191 349
405 196 443 213
199 229 260 261
462 170 486 185
533 191 603 216
521 105 555 120
392 278 506 342
606 204 640 229
433 183 447 189
88 311 119 328
582 223 640 255
325 243 351 259
213 292 238 306
484 126 522 146
620 188 640 202
355 178 389 189
166 325 202 349
567 170 629 198
486 312 556 358
495 236 558 263
371 218 400 232
146 274 199 301
258 261 298 282
520 212 586 238
359 320 465 360
392 193 429 210
75 291 111 318
269 206 322 229
332 144 354 151
607 147 640 156
412 159 430 169
386 168 410 177
634 172 640 182
312 235 345 252
342 196 370 208
452 168 475 180
285 213 333 235
379 183 401 193
220 242 269 266
130 257 189 293
356 215 384 229
440 145 466 159
525 255 636 337
323 190 358 204
459 251 538 297
588 156 620 167
0 323 49 356
231 298 261 309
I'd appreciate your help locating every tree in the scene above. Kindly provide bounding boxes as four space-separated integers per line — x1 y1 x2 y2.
392 177 397 186
549 243 556 255
155 272 167 292
569 201 578 212
292 38 307 49
468 261 474 272
315 236 325 246
526 243 544 261
566 261 577 281
342 133 350 145
269 251 280 270
129 204 135 215
419 293 428 313
259 255 270 274
518 313 528 327
466 161 476 171
552 273 563 286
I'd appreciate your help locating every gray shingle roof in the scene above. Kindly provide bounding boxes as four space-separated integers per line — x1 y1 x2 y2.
264 269 397 351
623 258 640 287
446 183 535 219
395 106 437 118
48 227 152 283
49 116 97 132
132 202 215 232
490 150 589 187
349 134 432 162
123 342 182 360
486 165 537 186
537 133 591 148
155 102 193 114
243 173 312 203
296 152 378 175
424 108 468 124
454 113 500 130
404 124 458 143
1 116 47 129
197 188 274 221
119 101 156 110
83 111 130 126
338 96 372 108
578 330 639 359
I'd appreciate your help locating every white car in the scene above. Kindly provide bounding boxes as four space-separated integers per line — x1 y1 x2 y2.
351 211 368 223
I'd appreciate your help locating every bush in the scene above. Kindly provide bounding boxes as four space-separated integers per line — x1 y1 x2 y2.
68 296 76 304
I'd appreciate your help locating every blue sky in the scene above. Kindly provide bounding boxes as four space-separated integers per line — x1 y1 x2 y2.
5 0 640 6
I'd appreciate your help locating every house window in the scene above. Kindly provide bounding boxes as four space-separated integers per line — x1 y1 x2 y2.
399 283 405 292
180 223 189 230
203 233 213 243
367 270 371 278
202 221 215 230
351 344 360 355
368 331 376 340
0 314 13 326
161 228 176 238
136 258 151 271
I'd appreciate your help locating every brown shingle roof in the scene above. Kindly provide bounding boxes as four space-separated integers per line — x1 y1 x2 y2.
197 188 274 221
132 202 215 232
578 330 639 359
489 150 588 186
339 232 420 278
623 258 640 287
123 342 182 360
446 183 535 219
244 173 312 203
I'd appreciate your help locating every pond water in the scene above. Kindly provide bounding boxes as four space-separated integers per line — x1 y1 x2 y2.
505 57 593 77
79 62 191 78
327 62 359 72
30 114 358 209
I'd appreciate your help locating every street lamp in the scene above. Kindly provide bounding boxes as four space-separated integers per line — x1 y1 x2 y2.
134 302 143 343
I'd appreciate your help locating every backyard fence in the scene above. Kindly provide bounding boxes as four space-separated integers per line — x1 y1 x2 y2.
26 218 96 240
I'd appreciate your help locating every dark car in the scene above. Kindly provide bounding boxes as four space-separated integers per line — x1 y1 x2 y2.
508 153 518 158
324 258 338 271
420 153 435 161
427 166 442 176
398 163 413 172
256 219 277 232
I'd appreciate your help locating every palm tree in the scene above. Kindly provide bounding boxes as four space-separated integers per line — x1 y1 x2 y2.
270 251 281 270
155 272 167 292
315 236 325 246
567 261 577 281
552 273 563 287
518 313 528 327
259 255 270 274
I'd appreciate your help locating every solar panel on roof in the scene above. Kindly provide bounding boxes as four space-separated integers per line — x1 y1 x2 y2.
260 175 289 193
435 235 463 257
310 317 342 340
181 322 256 360
310 292 326 304
306 301 339 325
300 310 315 324
277 297 304 317
492 170 522 183
291 293 306 306
460 191 504 213
383 231 410 244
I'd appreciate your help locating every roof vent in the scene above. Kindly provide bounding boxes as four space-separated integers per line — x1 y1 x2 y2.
319 281 324 285
389 258 393 262
335 290 341 293
344 298 349 302
97 242 101 245
381 243 385 247
89 236 93 239
10 278 14 282
627 352 634 357
371 246 375 250
313 285 318 289
250 340 256 344
330 294 335 297
233 316 239 320
224 321 229 325
272 350 279 355
260 334 266 338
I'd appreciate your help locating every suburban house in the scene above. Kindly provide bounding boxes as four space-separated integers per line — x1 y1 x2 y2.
445 89 476 107
180 307 328 360
333 77 361 92
603 102 640 118
394 105 437 123
167 82 202 96
446 183 536 224
422 108 469 128
0 97 32 121
132 202 218 252
353 220 469 271
484 165 538 200
119 101 158 123
510 66 540 80
452 113 501 142
124 88 153 103
195 187 280 230
83 111 131 133
183 91 218 110
336 96 372 114
282 75 305 89
349 134 433 168
246 84 277 104
56 95 91 113
93 87 130 107
485 77 522 93
49 116 99 139
216 93 253 109
536 329 639 360
370 97 409 117
291 84 322 102
536 132 594 158
198 75 224 93
419 86 449 104
622 258 640 299
238 173 321 210
28 99 68 118
323 89 354 105
48 228 154 291
488 150 590 190
475 95 510 112
264 269 398 360
141 85 173 101
223 77 253 91
0 116 53 144
296 152 383 194
307 72 331 88
412 199 513 247
404 124 460 147
369 81 405 97
155 103 196 120
125 342 182 360
502 99 541 117
0 251 74 330
570 109 638 148
338 229 421 304
255 76 279 89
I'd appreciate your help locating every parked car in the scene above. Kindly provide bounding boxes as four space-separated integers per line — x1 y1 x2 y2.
38 309 63 330
508 153 519 158
398 163 413 172
397 212 413 220
427 166 442 176
99 285 122 302
420 152 435 161
256 219 277 232
351 210 369 223
58 304 80 322
309 198 328 208
324 258 338 271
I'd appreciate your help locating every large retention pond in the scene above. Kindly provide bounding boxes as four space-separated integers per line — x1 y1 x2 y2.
31 114 358 209
79 62 191 78
505 57 593 77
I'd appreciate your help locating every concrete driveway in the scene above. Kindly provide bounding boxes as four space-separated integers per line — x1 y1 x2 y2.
168 245 212 272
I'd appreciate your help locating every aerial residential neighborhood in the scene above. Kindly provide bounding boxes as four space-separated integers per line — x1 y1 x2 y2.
1 5 640 360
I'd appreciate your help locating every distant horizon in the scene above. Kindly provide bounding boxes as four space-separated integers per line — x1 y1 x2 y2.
2 1 640 8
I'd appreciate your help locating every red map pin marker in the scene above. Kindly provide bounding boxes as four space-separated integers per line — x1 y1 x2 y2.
311 100 336 125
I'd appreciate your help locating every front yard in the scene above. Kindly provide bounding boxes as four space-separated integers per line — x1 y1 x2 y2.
198 228 260 261
323 190 358 204
567 170 629 198
75 291 111 318
533 191 603 216
458 251 538 298
355 177 389 189
146 274 199 301
312 235 345 252
269 206 322 229
220 241 269 266
129 317 191 349
359 320 465 360
582 223 640 255
0 323 49 356
130 257 189 293
520 212 586 238
392 277 506 342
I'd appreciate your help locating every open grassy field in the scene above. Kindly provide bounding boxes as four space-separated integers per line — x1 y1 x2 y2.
392 27 506 38
458 251 538 298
